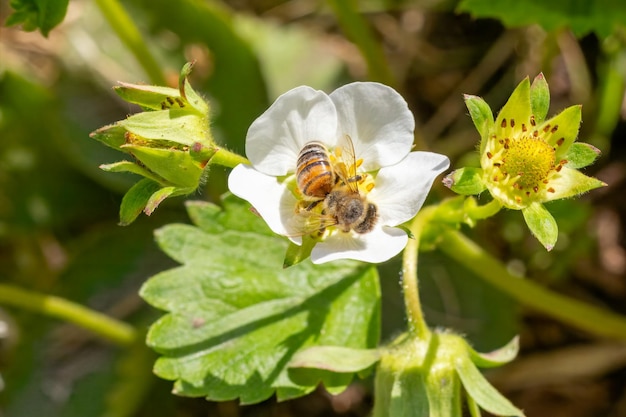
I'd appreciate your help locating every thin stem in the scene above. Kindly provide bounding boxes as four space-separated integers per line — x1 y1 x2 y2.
0 283 137 346
95 0 167 86
465 198 502 221
326 0 396 87
210 147 250 168
402 207 436 339
439 230 626 341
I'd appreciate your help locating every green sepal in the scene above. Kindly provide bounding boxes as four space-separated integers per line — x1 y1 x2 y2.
530 73 550 124
522 202 558 251
289 346 381 373
5 0 69 37
546 167 606 202
145 186 185 216
89 124 127 151
467 336 519 368
178 62 210 115
189 142 218 164
115 83 182 111
373 346 430 417
464 95 494 154
115 63 209 116
496 78 532 140
539 105 582 160
120 109 211 147
119 179 163 226
443 167 486 196
100 161 165 184
456 354 525 417
564 142 601 169
121 144 203 189
283 236 317 268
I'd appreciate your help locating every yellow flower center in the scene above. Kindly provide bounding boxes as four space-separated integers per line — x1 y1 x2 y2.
482 117 566 209
500 136 555 189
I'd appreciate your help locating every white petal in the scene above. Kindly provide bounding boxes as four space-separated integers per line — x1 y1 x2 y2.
369 152 450 226
311 226 408 264
228 165 302 244
246 86 338 176
330 82 415 171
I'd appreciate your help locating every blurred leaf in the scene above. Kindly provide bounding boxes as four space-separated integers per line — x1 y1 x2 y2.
235 16 343 98
5 0 69 37
0 71 117 234
141 198 380 403
131 0 268 154
458 0 626 38
289 346 381 373
417 251 519 352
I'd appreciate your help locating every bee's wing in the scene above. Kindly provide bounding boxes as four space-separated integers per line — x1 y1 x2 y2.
335 134 361 193
288 209 337 237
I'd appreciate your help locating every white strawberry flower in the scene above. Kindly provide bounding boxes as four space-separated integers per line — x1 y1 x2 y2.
228 82 449 264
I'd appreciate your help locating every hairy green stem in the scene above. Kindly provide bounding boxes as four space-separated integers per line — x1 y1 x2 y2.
439 230 626 341
95 0 167 85
326 0 396 87
402 207 436 339
0 283 137 346
210 147 250 168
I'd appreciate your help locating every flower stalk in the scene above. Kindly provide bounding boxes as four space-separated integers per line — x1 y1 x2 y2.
401 206 436 339
0 283 136 346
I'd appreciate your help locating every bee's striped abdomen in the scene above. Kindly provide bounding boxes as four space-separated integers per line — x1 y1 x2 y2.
296 142 334 199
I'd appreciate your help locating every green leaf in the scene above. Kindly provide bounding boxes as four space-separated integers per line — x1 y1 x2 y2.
457 0 626 38
119 178 163 226
140 199 380 404
289 346 381 373
564 142 601 169
522 202 558 251
530 73 550 124
443 167 486 196
456 354 525 417
6 0 69 37
467 336 519 368
464 95 494 154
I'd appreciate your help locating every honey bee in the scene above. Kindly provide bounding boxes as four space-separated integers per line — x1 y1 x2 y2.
295 137 378 235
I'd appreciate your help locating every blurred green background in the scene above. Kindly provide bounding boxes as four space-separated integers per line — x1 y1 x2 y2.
1 0 626 416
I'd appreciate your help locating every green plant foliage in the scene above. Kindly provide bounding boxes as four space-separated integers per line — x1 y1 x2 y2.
5 0 69 37
458 0 626 38
140 197 381 404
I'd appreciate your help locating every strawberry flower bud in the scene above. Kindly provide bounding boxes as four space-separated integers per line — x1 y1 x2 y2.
90 63 215 224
